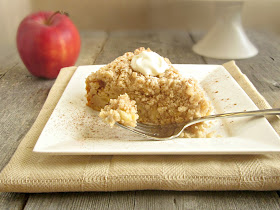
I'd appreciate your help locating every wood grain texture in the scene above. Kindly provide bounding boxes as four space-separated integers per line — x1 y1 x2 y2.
0 50 21 78
0 192 28 210
0 31 107 209
0 60 54 170
76 31 108 66
23 191 280 210
190 30 280 107
25 193 111 210
94 30 204 65
24 192 136 210
1 30 280 209
134 191 280 210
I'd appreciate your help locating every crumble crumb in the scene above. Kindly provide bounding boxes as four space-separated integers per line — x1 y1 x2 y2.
99 93 139 127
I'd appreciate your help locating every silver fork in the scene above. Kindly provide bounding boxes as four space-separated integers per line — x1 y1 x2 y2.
116 108 280 140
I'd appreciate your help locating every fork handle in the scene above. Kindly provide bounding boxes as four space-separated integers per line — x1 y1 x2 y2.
193 108 280 124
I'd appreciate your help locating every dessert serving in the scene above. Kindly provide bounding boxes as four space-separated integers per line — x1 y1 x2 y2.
100 93 139 127
86 47 213 138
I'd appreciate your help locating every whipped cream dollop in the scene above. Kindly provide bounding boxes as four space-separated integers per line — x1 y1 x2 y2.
131 51 169 76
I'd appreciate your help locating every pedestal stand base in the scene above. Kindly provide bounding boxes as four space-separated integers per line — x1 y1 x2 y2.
192 2 258 59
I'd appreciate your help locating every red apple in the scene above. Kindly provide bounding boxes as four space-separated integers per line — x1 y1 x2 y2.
17 11 81 79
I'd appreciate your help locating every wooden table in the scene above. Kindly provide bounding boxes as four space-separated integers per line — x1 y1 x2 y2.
1 30 280 209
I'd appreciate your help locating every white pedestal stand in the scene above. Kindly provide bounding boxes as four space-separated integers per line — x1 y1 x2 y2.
192 2 258 59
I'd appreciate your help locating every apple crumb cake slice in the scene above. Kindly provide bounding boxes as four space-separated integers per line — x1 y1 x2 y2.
86 47 213 138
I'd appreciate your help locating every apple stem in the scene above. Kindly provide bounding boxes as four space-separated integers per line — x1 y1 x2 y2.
45 11 69 25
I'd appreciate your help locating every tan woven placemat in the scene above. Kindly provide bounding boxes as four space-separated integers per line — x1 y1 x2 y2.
0 61 280 192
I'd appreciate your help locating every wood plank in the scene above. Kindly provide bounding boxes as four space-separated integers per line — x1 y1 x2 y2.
134 191 280 210
134 191 177 209
179 191 280 209
0 192 28 210
76 31 108 66
0 49 21 77
0 31 107 209
94 30 204 65
0 53 54 210
25 193 111 210
0 61 54 169
108 191 136 210
24 192 136 210
23 191 280 210
190 30 280 107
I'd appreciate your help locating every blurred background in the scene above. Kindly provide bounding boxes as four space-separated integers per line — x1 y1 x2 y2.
1 0 280 54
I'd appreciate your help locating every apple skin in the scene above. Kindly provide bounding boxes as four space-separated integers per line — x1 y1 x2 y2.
17 11 81 79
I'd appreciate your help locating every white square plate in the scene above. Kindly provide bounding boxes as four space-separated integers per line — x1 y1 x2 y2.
33 65 280 155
